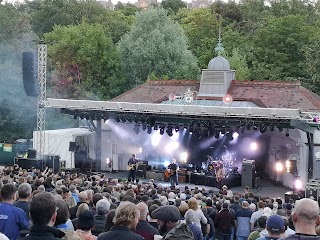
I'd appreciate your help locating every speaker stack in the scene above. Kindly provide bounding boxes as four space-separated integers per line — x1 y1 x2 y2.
22 52 38 97
242 159 256 188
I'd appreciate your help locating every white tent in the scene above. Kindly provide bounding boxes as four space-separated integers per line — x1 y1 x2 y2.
33 128 96 168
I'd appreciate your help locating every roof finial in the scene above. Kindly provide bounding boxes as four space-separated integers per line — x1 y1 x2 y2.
215 26 224 56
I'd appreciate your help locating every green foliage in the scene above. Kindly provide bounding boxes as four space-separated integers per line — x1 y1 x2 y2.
211 0 243 25
229 48 250 80
118 8 200 88
115 2 140 16
178 8 219 69
0 4 31 43
22 0 106 37
44 21 124 100
161 0 187 15
250 15 311 80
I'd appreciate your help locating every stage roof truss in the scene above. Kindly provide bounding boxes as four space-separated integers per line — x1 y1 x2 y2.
46 98 303 121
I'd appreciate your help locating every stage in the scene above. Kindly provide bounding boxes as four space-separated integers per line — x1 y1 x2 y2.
103 171 291 199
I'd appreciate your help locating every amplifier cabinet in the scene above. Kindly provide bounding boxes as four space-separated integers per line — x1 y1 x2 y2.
305 181 320 201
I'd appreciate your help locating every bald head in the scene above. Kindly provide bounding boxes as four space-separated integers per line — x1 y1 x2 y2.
294 198 319 222
78 191 88 202
242 201 249 208
136 202 148 220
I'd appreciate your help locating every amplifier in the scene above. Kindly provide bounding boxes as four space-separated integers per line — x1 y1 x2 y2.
305 180 320 200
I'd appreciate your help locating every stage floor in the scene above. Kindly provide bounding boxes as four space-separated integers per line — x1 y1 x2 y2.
103 171 291 199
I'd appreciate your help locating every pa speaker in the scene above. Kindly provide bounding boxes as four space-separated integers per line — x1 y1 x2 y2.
69 142 77 152
22 52 38 97
27 149 37 159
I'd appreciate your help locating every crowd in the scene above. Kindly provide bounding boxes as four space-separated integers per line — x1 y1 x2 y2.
0 164 319 240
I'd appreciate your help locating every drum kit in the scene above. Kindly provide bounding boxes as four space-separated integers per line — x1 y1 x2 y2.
203 151 236 177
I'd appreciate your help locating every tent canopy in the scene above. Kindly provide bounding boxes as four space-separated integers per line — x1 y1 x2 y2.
33 128 95 168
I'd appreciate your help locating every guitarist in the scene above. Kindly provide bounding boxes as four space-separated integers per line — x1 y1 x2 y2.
127 154 138 182
167 158 179 187
216 163 225 189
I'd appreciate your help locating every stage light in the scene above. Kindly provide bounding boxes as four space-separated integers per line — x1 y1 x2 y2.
286 160 291 173
250 142 258 151
278 126 283 132
233 132 239 138
127 116 133 123
269 124 275 131
285 129 290 137
120 116 126 123
240 126 245 134
142 124 147 131
246 123 251 130
223 94 233 105
253 124 258 131
313 117 319 123
260 124 268 133
106 158 112 168
214 131 220 139
115 116 120 123
164 161 170 167
104 119 109 124
139 147 143 153
275 162 283 172
166 126 173 137
154 125 158 130
133 124 140 134
147 125 152 134
180 152 188 162
175 125 180 132
160 125 165 135
294 179 303 190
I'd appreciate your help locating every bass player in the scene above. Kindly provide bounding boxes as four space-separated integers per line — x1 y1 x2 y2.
127 154 138 182
216 163 225 189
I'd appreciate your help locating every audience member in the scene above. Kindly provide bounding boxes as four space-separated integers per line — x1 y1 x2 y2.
13 182 32 218
256 215 284 240
0 184 29 240
75 210 97 240
92 199 110 236
235 201 253 240
215 202 234 240
185 209 203 240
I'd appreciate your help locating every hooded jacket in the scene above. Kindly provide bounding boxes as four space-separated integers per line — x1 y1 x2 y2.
164 223 194 240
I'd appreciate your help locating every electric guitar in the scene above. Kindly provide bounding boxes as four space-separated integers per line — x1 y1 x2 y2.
127 163 138 171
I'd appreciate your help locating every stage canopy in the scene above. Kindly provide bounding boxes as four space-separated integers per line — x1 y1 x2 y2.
33 128 95 168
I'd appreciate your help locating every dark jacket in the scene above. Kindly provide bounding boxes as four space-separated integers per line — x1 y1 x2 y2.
214 209 234 234
134 220 159 240
92 215 107 236
69 202 87 220
164 223 193 240
97 225 144 240
19 225 65 240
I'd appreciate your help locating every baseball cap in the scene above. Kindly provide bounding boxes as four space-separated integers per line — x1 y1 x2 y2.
152 205 180 222
267 215 284 232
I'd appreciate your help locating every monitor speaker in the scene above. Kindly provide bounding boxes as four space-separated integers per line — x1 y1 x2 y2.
22 52 38 97
27 149 37 159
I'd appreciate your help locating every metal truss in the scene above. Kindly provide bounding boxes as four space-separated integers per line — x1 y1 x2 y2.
36 43 47 160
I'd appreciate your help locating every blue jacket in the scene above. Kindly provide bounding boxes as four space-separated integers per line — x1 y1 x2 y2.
0 202 30 240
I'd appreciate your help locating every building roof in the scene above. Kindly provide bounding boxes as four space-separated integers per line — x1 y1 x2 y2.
111 80 320 112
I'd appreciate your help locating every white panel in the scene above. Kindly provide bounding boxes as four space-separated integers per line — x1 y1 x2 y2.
313 130 320 144
101 130 112 171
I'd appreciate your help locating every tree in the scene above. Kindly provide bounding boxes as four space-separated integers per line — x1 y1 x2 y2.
161 0 186 15
228 48 250 80
0 4 31 43
118 7 199 88
250 15 311 80
178 8 219 69
44 22 124 100
21 0 106 37
114 2 140 17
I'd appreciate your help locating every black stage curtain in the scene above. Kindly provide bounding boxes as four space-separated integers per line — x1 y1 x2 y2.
190 173 241 188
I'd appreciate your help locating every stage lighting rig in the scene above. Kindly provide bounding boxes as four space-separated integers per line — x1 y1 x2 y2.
115 115 120 123
142 124 147 131
269 124 275 131
175 124 180 132
133 124 140 134
154 125 158 130
260 123 268 133
166 124 173 137
160 125 165 135
147 125 152 134
285 129 290 137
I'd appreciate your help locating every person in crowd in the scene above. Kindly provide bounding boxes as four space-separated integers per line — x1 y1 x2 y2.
70 191 88 220
0 184 29 240
54 200 75 231
285 198 320 239
134 202 159 240
167 158 180 187
281 217 295 238
250 201 265 231
235 201 253 240
148 204 160 229
75 210 97 240
215 202 234 240
230 195 242 213
256 215 284 240
72 202 90 229
98 202 143 240
188 197 207 231
69 185 80 203
128 154 139 183
20 192 65 240
92 199 110 236
105 209 116 232
248 216 267 240
91 193 103 215
185 209 203 240
13 182 32 218
152 205 193 240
